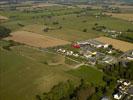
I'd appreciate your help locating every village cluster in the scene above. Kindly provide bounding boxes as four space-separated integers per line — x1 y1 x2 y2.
102 29 122 38
56 39 118 65
113 79 133 100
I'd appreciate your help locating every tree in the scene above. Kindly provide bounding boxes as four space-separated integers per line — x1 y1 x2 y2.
102 86 107 94
36 95 41 100
94 23 98 26
108 45 113 49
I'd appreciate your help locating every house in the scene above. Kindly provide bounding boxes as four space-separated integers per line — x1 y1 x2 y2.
113 92 122 100
107 50 112 54
84 54 92 58
103 56 113 64
57 49 66 54
118 85 126 91
101 96 110 100
127 56 133 61
125 50 133 60
73 53 79 57
62 49 66 53
80 46 97 57
88 58 96 65
57 48 62 52
117 79 124 84
123 80 131 86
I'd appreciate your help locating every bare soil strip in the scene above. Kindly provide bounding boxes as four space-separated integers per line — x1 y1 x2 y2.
0 15 8 20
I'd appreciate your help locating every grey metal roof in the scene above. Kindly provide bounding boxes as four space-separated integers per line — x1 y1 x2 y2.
78 39 105 46
128 87 133 94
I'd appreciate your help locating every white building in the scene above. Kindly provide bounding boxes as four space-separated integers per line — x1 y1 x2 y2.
123 81 131 86
113 93 122 100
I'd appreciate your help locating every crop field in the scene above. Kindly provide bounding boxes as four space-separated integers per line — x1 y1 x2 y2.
6 31 70 48
106 13 133 21
95 36 133 52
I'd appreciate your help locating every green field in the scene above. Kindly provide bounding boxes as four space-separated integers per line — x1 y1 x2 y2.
68 66 104 85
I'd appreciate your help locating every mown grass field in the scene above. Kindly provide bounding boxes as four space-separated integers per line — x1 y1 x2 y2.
0 40 79 100
68 66 104 85
0 40 104 100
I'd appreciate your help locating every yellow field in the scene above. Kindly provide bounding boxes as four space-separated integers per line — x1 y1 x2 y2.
6 31 70 48
32 3 61 8
95 36 133 52
106 13 133 21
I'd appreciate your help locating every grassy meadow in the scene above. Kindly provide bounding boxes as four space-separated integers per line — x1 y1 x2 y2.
0 3 133 100
0 40 104 100
0 6 133 42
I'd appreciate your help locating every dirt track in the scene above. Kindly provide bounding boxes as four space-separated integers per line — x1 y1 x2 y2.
6 31 70 48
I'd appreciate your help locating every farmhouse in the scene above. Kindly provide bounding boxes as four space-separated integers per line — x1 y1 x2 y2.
80 46 97 58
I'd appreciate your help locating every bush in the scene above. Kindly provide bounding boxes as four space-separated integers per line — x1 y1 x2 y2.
53 21 59 25
17 23 25 27
0 26 11 39
43 28 49 32
127 29 133 32
83 28 87 32
58 26 62 29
